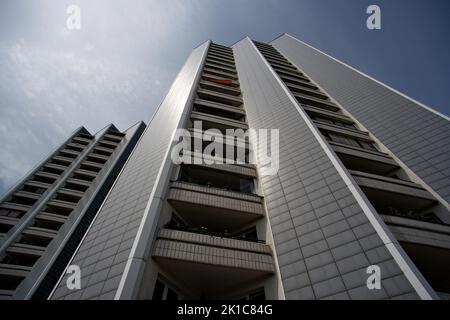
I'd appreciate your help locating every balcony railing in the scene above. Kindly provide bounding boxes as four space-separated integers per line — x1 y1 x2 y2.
164 223 266 244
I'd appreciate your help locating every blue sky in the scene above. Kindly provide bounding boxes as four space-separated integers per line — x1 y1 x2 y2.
0 0 449 196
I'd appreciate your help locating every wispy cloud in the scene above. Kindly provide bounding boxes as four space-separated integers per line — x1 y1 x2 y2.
0 38 167 196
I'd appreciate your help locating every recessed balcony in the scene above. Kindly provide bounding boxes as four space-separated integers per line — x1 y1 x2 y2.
45 199 76 216
182 151 257 178
3 243 46 267
275 69 310 83
199 80 241 96
190 111 248 132
202 68 238 81
303 105 351 123
197 88 243 107
330 141 399 176
71 169 98 182
316 121 370 141
72 136 91 145
66 142 85 152
92 146 114 156
351 170 437 216
204 62 237 75
50 156 73 167
286 83 328 100
202 74 239 87
0 216 19 233
266 57 294 69
284 78 319 91
8 191 40 207
103 133 123 143
152 228 274 299
193 99 246 121
0 264 32 295
206 53 235 65
208 48 234 59
398 239 450 295
205 58 235 70
273 66 306 80
294 93 340 112
167 181 264 233
59 149 80 159
382 214 450 247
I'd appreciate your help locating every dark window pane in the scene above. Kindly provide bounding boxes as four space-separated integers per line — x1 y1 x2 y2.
152 280 165 300
167 288 178 300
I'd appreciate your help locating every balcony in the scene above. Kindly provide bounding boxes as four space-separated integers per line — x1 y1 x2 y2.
0 216 19 233
71 169 98 182
42 163 66 175
273 66 307 80
3 243 46 266
103 133 123 143
266 57 294 69
182 151 257 178
72 136 91 145
33 171 59 184
92 146 114 156
197 88 243 107
193 99 246 121
50 155 73 167
8 191 40 207
64 178 91 192
205 58 235 70
382 214 450 248
0 264 32 296
202 68 238 81
98 139 119 149
286 83 328 100
294 93 340 112
202 74 239 87
303 105 351 123
208 47 234 59
190 111 248 132
206 53 235 65
167 181 264 233
86 153 109 164
284 78 319 91
199 80 241 96
45 199 76 216
330 141 399 176
66 142 85 152
204 62 237 75
275 69 310 83
316 121 371 141
152 228 274 299
59 149 80 159
351 170 437 215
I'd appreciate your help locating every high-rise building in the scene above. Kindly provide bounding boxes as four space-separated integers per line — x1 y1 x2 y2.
0 122 146 299
2 34 449 300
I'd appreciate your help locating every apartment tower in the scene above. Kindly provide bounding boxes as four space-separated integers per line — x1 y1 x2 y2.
0 122 146 299
3 34 449 300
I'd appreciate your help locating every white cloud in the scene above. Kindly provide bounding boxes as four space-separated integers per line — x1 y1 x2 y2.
0 38 168 195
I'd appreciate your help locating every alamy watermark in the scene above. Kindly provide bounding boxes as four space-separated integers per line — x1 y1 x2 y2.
66 5 81 30
170 121 279 176
366 5 381 30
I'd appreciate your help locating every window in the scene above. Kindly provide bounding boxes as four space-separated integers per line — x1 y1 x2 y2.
239 178 254 193
166 288 179 300
152 277 181 300
239 227 258 241
152 280 165 300
237 288 266 300
323 131 379 152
